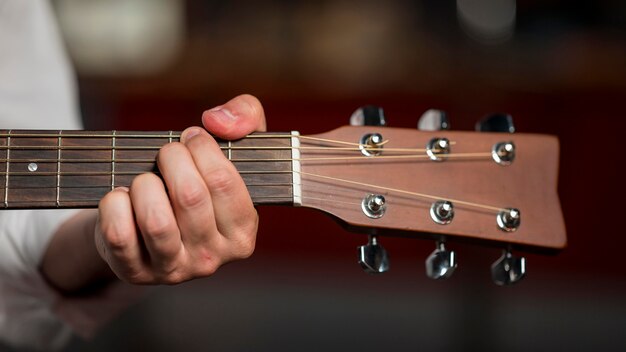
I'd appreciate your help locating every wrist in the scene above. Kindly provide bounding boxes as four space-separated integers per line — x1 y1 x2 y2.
41 209 116 295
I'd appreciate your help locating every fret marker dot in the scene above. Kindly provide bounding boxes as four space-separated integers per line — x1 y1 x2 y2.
28 162 38 172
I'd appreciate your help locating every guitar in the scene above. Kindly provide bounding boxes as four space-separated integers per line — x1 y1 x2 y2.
0 114 565 285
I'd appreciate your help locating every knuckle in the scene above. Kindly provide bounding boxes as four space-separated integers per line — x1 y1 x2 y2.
205 168 236 195
142 215 174 241
100 223 130 251
198 263 218 277
193 259 219 278
117 268 151 285
234 237 256 259
175 183 208 209
236 241 256 259
230 219 258 259
126 275 150 285
158 271 187 285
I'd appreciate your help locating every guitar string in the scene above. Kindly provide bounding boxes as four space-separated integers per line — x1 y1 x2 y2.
0 183 295 190
0 133 381 148
0 133 377 152
0 135 505 212
0 152 493 164
293 170 503 212
0 170 293 177
5 195 294 205
0 145 433 153
0 133 459 151
0 168 503 212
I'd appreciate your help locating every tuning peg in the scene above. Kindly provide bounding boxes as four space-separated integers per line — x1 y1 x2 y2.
491 249 526 285
350 106 386 126
357 235 389 274
418 109 450 131
425 241 457 279
475 113 515 133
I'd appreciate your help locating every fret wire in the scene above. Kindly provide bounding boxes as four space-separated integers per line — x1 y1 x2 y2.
4 130 11 208
56 130 62 206
168 130 173 144
228 140 232 160
111 130 116 191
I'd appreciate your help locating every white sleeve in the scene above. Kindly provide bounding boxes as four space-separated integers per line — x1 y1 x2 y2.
0 210 145 350
0 210 76 349
0 1 143 349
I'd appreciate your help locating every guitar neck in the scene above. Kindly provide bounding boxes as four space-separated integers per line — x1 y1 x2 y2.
0 126 567 252
0 130 299 209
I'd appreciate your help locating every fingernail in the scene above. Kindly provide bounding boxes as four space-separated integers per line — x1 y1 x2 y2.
208 105 237 124
180 127 202 144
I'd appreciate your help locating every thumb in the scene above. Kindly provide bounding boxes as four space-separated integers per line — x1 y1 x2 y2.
202 94 267 140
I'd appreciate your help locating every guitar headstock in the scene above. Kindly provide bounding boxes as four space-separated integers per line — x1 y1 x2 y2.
296 108 566 284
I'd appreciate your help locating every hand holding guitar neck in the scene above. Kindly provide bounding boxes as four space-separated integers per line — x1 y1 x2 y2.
39 94 267 291
0 99 565 289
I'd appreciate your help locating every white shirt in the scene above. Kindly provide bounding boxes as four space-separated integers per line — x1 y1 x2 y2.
0 1 139 349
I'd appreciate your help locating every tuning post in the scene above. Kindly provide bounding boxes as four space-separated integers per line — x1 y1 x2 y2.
491 249 526 285
425 241 457 280
359 133 384 156
492 141 515 165
361 194 386 219
358 235 390 274
426 137 450 161
430 200 454 225
497 208 521 232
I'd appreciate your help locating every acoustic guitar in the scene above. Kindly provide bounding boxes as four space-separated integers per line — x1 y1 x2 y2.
0 108 566 285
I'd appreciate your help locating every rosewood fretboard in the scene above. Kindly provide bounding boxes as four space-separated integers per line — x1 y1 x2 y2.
0 130 296 209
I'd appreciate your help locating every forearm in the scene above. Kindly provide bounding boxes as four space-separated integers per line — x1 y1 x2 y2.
40 209 116 294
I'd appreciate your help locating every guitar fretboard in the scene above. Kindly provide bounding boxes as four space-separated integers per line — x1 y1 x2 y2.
0 130 296 209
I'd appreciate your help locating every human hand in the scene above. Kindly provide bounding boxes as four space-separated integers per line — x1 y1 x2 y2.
95 94 266 284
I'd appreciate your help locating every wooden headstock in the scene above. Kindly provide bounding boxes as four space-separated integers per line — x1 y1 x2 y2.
297 125 566 253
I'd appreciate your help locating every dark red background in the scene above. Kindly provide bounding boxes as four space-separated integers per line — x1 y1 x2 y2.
25 1 625 351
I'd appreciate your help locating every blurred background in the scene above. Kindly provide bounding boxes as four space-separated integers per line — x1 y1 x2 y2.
7 0 626 351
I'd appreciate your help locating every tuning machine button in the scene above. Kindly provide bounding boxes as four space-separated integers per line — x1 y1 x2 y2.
425 241 457 280
350 106 386 126
491 249 526 285
358 235 389 274
476 113 515 133
418 109 450 131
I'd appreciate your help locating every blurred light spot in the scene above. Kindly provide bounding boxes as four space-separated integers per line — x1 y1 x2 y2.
55 0 184 76
457 0 516 44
